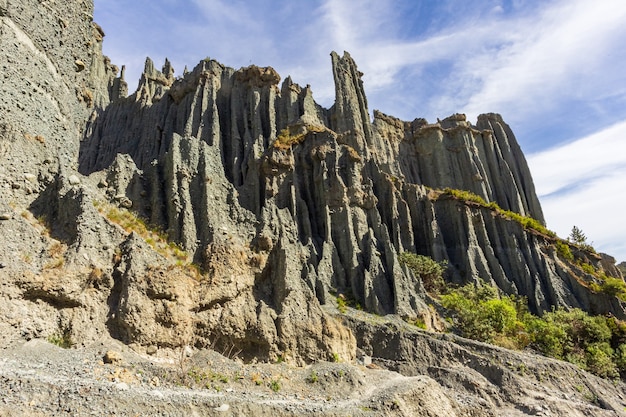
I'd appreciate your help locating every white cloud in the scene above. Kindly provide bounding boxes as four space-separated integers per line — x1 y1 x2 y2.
97 0 626 128
528 121 626 196
94 0 626 263
528 121 626 262
462 0 626 122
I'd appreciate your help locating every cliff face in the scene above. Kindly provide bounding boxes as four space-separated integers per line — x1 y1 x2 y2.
3 1 626 415
77 50 621 322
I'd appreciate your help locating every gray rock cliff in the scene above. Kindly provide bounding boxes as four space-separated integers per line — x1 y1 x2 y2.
1 1 626 415
78 50 621 322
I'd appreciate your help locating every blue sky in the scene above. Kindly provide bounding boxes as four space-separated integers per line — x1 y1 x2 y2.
94 0 626 262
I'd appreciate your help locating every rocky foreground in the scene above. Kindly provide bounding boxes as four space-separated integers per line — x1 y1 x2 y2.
1 0 626 415
2 312 626 416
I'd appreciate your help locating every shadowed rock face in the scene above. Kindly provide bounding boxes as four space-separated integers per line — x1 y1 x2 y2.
78 50 621 322
2 0 624 371
3 2 626 414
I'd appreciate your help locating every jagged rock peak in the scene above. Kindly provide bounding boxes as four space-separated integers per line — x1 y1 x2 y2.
329 51 374 156
136 57 175 102
235 65 280 87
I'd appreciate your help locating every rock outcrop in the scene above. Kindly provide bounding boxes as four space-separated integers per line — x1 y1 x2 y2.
2 1 626 415
77 49 622 322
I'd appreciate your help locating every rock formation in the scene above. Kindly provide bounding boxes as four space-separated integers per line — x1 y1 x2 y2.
77 47 623 324
1 0 626 415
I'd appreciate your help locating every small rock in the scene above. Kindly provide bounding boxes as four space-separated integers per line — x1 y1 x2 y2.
11 183 20 189
214 404 230 412
116 382 129 391
119 197 132 209
146 345 157 355
98 179 108 188
68 175 80 185
75 59 86 72
114 195 132 208
184 345 193 357
150 376 160 387
103 350 122 365
24 173 36 183
0 213 11 220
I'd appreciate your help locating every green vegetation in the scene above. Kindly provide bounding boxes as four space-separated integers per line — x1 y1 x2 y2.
599 277 626 300
555 240 574 261
398 252 447 294
335 292 362 313
180 367 232 389
94 201 202 279
442 188 491 206
441 282 626 379
567 225 597 253
405 317 427 329
568 225 587 245
336 295 347 313
47 331 72 348
269 379 281 392
307 370 319 383
580 262 596 275
273 123 325 150
441 283 527 349
439 188 555 238
580 264 626 302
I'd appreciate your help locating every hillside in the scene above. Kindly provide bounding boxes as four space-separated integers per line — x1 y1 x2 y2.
1 1 625 415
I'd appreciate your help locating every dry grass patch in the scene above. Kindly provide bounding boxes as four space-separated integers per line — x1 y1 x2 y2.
94 200 203 279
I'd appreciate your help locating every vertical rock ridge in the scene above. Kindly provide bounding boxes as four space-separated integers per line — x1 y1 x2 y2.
476 113 545 223
4 6 626 412
75 49 624 351
329 51 373 156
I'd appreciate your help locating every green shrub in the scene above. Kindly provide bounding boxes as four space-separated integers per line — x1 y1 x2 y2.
580 263 596 275
398 252 447 294
615 344 626 372
336 295 347 313
47 332 72 349
269 379 281 392
440 283 527 348
440 282 626 380
525 315 567 358
586 342 619 379
600 277 626 300
555 241 574 261
307 370 319 383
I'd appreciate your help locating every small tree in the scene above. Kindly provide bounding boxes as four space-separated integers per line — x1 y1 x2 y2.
568 225 596 252
568 225 587 245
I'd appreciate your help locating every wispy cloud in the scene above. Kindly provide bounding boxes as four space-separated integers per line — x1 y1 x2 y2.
97 0 626 129
94 0 626 260
462 1 626 122
528 121 626 261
